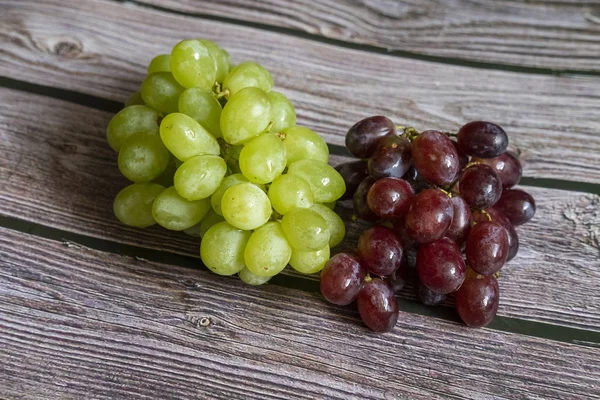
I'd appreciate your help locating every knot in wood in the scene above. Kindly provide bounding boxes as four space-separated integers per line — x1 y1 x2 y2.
53 38 83 58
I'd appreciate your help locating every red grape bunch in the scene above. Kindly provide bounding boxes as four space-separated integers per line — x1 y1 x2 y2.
321 116 536 332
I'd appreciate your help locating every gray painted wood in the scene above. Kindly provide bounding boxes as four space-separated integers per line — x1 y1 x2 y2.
1 1 600 398
2 0 600 183
135 0 600 73
1 228 599 400
0 87 598 331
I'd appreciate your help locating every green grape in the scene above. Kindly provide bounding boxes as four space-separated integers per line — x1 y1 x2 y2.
281 208 330 251
200 221 251 276
106 105 161 152
178 88 222 138
223 61 273 96
170 39 216 89
183 208 225 238
221 142 244 162
268 174 314 215
152 186 210 230
113 183 165 228
220 48 233 75
227 160 241 174
287 159 346 203
310 204 345 247
183 221 203 238
197 209 225 237
210 173 249 215
268 91 296 132
118 131 171 183
245 221 292 277
141 72 184 114
221 182 271 230
125 90 144 107
239 133 286 184
160 113 220 161
198 39 230 83
221 87 271 145
152 156 177 187
221 143 243 173
323 201 336 210
289 245 330 274
148 54 171 74
282 126 329 166
174 155 226 200
239 267 271 285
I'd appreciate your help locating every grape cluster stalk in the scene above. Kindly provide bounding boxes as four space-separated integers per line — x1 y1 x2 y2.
108 39 347 284
323 116 536 331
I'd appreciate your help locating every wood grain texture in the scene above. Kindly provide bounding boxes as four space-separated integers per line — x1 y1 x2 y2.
1 227 599 400
2 0 600 183
134 0 600 73
0 87 599 331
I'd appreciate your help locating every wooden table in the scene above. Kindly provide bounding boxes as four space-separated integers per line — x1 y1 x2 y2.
1 1 599 398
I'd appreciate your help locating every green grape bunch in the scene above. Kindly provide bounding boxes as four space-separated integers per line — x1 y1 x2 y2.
108 38 346 285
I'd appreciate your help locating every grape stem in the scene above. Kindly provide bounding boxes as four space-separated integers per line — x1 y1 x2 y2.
471 209 493 225
480 209 493 222
214 88 230 99
396 126 420 141
464 160 482 169
213 82 229 99
265 121 274 133
445 178 460 193
437 187 452 198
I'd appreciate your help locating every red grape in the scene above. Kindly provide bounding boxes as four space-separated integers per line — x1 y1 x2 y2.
357 226 404 277
405 189 454 244
389 253 408 293
417 281 447 306
353 176 378 222
466 221 509 276
473 208 519 261
494 189 536 226
345 116 395 158
367 177 414 218
459 164 503 209
357 278 399 332
411 130 460 185
335 160 369 200
445 195 472 246
402 165 430 193
368 135 412 179
476 152 522 189
416 237 466 294
457 121 508 158
452 139 469 170
455 274 499 328
391 217 418 250
320 253 366 305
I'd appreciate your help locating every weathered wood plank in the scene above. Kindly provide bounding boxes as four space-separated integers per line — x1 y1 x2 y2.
2 0 600 183
1 227 599 400
134 0 600 73
0 87 599 331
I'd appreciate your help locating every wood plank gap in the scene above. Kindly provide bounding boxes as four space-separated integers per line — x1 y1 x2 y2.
0 76 122 114
116 0 600 77
2 76 599 195
1 214 599 347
